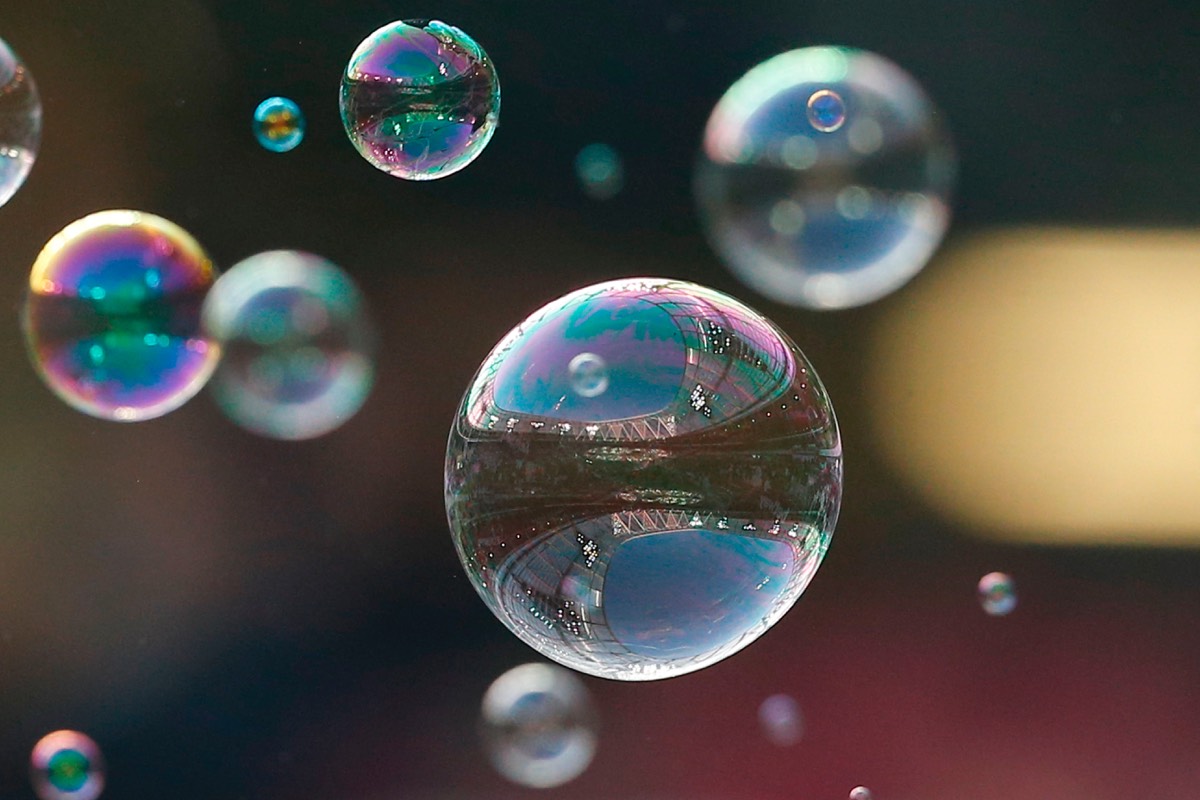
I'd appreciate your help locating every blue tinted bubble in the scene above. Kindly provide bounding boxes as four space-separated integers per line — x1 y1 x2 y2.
30 731 105 800
575 143 624 200
0 36 41 208
807 89 845 133
253 97 305 153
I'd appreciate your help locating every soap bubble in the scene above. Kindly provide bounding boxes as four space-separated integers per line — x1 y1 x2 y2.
339 19 500 180
567 352 609 398
252 96 305 153
30 730 105 800
575 143 624 200
849 787 874 800
758 693 804 745
22 210 220 421
201 251 375 440
445 278 842 680
0 36 42 208
481 662 598 788
978 571 1017 616
695 46 955 309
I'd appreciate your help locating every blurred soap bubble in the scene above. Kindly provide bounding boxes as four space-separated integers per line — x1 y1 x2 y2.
849 787 874 800
758 693 804 745
575 143 624 200
978 571 1017 616
0 35 41 208
30 730 105 800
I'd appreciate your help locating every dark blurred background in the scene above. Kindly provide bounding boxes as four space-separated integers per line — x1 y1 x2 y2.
1 1 1199 798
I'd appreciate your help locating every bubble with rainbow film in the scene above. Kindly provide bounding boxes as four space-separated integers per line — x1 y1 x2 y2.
22 210 220 421
252 96 305 153
445 278 842 680
339 19 499 180
202 250 376 440
696 46 956 309
0 35 42 208
978 571 1017 616
30 730 105 800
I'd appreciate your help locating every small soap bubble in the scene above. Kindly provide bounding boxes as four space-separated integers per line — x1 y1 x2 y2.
806 89 845 133
30 730 105 800
758 693 804 745
339 19 500 180
201 251 376 440
0 36 42 208
849 787 874 800
568 351 610 398
253 96 305 153
575 143 624 200
481 662 598 789
22 210 220 421
978 571 1017 616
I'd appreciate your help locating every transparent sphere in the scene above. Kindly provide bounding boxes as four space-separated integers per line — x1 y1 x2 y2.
30 730 105 800
978 571 1017 616
575 143 624 200
339 19 499 180
0 36 42 208
758 693 804 746
253 96 305 153
480 663 598 788
201 251 375 440
849 787 874 800
445 278 842 680
695 46 956 309
22 210 220 421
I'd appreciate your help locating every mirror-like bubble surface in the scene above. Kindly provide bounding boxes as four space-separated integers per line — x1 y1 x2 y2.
575 143 625 200
30 730 105 800
22 210 219 421
481 663 598 789
202 251 375 440
339 19 499 180
567 351 610 398
978 571 1017 616
0 36 41 208
849 787 874 800
696 47 955 309
253 96 305 153
445 278 842 680
758 693 804 746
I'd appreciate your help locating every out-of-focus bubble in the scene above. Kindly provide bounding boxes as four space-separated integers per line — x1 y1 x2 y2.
445 278 842 680
978 571 1017 616
0 36 41 208
695 46 955 309
253 96 305 153
481 662 598 789
758 693 804 745
22 210 220 421
339 19 500 180
849 787 874 800
202 250 375 440
567 351 610 398
575 143 624 200
30 730 105 800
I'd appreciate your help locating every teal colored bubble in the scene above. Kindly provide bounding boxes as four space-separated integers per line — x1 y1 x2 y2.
253 96 305 153
30 731 105 800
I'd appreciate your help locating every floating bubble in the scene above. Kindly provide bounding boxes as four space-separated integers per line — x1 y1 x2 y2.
201 251 375 440
567 351 609 398
0 36 42 208
849 787 874 800
252 96 305 153
22 210 220 421
30 730 105 800
978 571 1017 616
575 143 624 200
695 47 956 309
339 19 500 180
445 278 842 680
481 662 598 789
758 693 804 745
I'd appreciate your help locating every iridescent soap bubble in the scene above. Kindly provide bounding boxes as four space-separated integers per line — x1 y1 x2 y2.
481 662 598 789
758 693 804 746
339 19 500 180
0 36 42 208
575 143 624 200
253 96 305 153
22 210 220 421
696 47 956 309
30 730 105 800
445 278 842 680
978 571 1017 616
849 787 874 800
201 251 375 440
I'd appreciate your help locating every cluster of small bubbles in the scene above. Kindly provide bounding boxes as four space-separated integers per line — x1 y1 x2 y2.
252 96 305 153
30 730 105 800
480 662 599 789
575 143 625 200
0 35 42 208
201 250 376 440
339 19 500 180
22 210 220 421
978 571 1017 616
445 278 841 680
758 693 804 746
849 787 874 800
695 46 956 309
